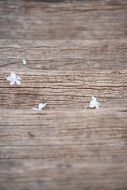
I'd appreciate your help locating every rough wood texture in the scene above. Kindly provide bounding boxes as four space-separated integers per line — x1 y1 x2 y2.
0 39 127 70
0 109 127 190
0 69 127 109
0 0 127 40
0 161 126 190
0 0 127 190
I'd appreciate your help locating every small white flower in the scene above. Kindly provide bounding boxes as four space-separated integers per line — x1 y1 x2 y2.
86 96 100 109
7 72 21 85
23 58 27 65
32 103 47 110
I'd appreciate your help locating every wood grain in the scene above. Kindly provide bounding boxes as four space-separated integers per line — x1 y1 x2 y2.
0 0 127 40
0 109 127 190
0 160 126 190
0 161 127 190
0 109 126 161
0 69 127 109
0 39 127 70
0 0 127 190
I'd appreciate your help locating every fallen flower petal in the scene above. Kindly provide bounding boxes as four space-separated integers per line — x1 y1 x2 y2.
7 72 21 86
38 103 47 110
86 96 100 110
15 79 21 85
32 103 47 110
23 58 27 65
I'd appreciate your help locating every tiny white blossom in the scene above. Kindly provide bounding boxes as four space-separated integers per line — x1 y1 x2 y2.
7 72 21 86
86 96 100 109
32 103 47 110
23 58 27 65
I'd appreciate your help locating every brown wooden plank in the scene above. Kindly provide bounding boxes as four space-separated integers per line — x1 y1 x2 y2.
0 69 127 109
0 160 127 190
0 109 126 162
0 1 127 189
0 0 127 40
0 39 127 70
0 143 127 162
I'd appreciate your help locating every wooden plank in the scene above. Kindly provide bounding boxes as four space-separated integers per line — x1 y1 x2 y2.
0 69 127 109
0 0 127 40
0 108 127 187
0 1 127 189
0 160 127 190
0 109 126 162
0 39 127 70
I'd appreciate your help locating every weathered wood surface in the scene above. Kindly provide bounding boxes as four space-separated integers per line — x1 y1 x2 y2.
0 161 126 190
0 109 127 190
0 0 127 40
0 108 127 190
0 0 127 190
0 69 127 109
0 162 127 190
0 109 127 157
0 39 127 70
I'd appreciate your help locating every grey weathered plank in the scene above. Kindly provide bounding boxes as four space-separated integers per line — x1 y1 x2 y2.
0 39 127 70
0 0 127 40
0 161 127 190
0 0 127 189
0 109 126 163
0 109 126 145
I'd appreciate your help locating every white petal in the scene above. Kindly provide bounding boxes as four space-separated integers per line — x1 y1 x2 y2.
89 100 95 108
10 81 15 85
23 59 27 65
7 76 12 81
32 103 47 111
39 103 47 109
92 96 96 101
16 79 21 85
10 72 16 79
87 97 100 109
89 102 93 107
17 76 21 80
